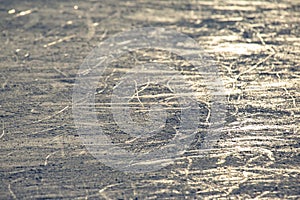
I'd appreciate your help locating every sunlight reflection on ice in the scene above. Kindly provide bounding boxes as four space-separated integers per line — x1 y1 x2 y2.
209 43 264 55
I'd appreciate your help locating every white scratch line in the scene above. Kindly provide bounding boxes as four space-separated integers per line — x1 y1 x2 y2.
0 122 4 139
8 184 17 199
44 35 76 48
31 105 69 124
44 151 58 166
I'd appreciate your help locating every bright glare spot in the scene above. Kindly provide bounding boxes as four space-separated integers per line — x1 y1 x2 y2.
74 5 79 10
8 9 16 14
212 43 263 55
17 10 32 17
93 22 99 26
66 21 73 25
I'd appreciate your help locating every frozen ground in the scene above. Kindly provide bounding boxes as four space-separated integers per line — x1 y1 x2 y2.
0 0 299 199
